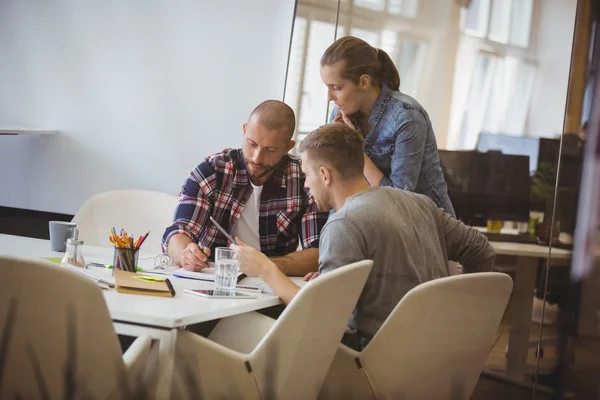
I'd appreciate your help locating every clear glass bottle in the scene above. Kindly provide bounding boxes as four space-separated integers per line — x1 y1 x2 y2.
61 229 86 268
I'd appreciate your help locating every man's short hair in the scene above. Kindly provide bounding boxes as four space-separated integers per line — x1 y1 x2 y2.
299 123 364 180
248 100 296 140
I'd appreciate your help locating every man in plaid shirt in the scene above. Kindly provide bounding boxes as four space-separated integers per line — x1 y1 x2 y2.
162 100 329 276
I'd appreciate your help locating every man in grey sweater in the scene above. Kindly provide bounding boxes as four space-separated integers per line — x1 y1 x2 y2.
232 123 495 349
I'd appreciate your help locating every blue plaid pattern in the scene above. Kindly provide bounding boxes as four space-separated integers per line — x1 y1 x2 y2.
162 149 328 259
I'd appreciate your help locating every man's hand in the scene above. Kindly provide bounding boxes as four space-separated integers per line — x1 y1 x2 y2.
303 272 320 281
181 243 211 272
231 237 301 305
230 237 273 278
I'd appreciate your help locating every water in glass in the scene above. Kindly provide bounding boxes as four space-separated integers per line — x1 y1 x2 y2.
215 258 239 290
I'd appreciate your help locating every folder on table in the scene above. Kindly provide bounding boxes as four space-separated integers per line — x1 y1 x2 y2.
114 269 176 298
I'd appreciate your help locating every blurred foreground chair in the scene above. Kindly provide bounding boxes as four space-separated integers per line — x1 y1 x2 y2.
172 260 374 400
0 256 152 399
319 272 514 400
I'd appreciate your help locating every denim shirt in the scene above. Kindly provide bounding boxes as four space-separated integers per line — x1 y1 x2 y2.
330 85 455 216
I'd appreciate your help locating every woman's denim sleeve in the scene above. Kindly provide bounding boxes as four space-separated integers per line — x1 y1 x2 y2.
379 110 427 190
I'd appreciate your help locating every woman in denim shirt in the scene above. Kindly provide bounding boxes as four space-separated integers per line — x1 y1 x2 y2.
320 36 455 216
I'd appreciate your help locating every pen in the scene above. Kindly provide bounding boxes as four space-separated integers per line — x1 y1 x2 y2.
236 284 262 292
209 216 236 243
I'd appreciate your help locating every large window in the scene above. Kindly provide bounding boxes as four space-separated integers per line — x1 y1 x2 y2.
353 0 419 17
448 0 536 150
461 0 533 48
285 0 540 152
450 51 536 149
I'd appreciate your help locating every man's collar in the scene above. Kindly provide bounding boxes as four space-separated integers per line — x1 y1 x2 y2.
270 158 288 188
234 150 249 186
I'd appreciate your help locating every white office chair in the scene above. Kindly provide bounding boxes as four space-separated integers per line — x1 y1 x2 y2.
319 272 514 400
72 189 178 254
0 256 152 399
171 260 374 400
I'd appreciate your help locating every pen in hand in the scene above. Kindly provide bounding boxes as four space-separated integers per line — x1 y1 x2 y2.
198 245 211 268
182 242 211 272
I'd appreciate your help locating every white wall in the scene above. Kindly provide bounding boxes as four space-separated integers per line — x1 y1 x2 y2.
0 0 295 214
527 0 578 137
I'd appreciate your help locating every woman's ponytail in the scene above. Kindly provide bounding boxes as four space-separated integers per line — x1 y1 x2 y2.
376 48 400 91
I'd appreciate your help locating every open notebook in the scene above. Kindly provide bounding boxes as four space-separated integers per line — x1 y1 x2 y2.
115 269 176 297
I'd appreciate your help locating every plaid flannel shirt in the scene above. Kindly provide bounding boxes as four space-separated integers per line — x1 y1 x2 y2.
162 149 329 260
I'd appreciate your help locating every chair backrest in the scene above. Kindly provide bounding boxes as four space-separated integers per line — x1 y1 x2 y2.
0 256 129 399
361 272 513 400
250 260 373 400
72 189 178 254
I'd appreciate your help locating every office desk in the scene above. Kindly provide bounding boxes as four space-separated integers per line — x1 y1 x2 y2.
488 241 572 388
0 233 284 398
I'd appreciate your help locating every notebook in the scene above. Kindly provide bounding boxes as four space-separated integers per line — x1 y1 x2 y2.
114 269 176 297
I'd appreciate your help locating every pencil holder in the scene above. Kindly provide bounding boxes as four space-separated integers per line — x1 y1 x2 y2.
112 247 139 274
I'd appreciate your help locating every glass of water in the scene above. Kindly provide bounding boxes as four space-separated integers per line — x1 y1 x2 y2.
215 247 239 290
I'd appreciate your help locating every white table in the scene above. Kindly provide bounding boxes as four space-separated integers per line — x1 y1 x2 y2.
0 233 287 398
488 241 572 390
491 242 571 260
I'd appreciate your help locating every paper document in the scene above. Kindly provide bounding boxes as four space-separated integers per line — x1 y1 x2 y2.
65 264 115 287
172 266 241 282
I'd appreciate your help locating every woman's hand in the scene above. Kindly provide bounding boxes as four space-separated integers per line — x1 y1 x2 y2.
334 111 384 186
334 111 356 131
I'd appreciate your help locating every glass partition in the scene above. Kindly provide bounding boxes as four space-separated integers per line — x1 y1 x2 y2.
284 0 581 397
284 0 342 146
537 0 600 398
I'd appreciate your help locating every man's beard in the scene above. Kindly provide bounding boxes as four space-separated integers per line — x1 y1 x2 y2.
245 158 277 180
313 192 333 212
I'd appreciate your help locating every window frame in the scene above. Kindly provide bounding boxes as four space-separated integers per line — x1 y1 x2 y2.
460 0 534 49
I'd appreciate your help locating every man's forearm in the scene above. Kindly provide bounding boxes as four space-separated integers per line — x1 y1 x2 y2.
166 233 194 266
270 248 319 277
462 243 496 273
442 210 496 273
